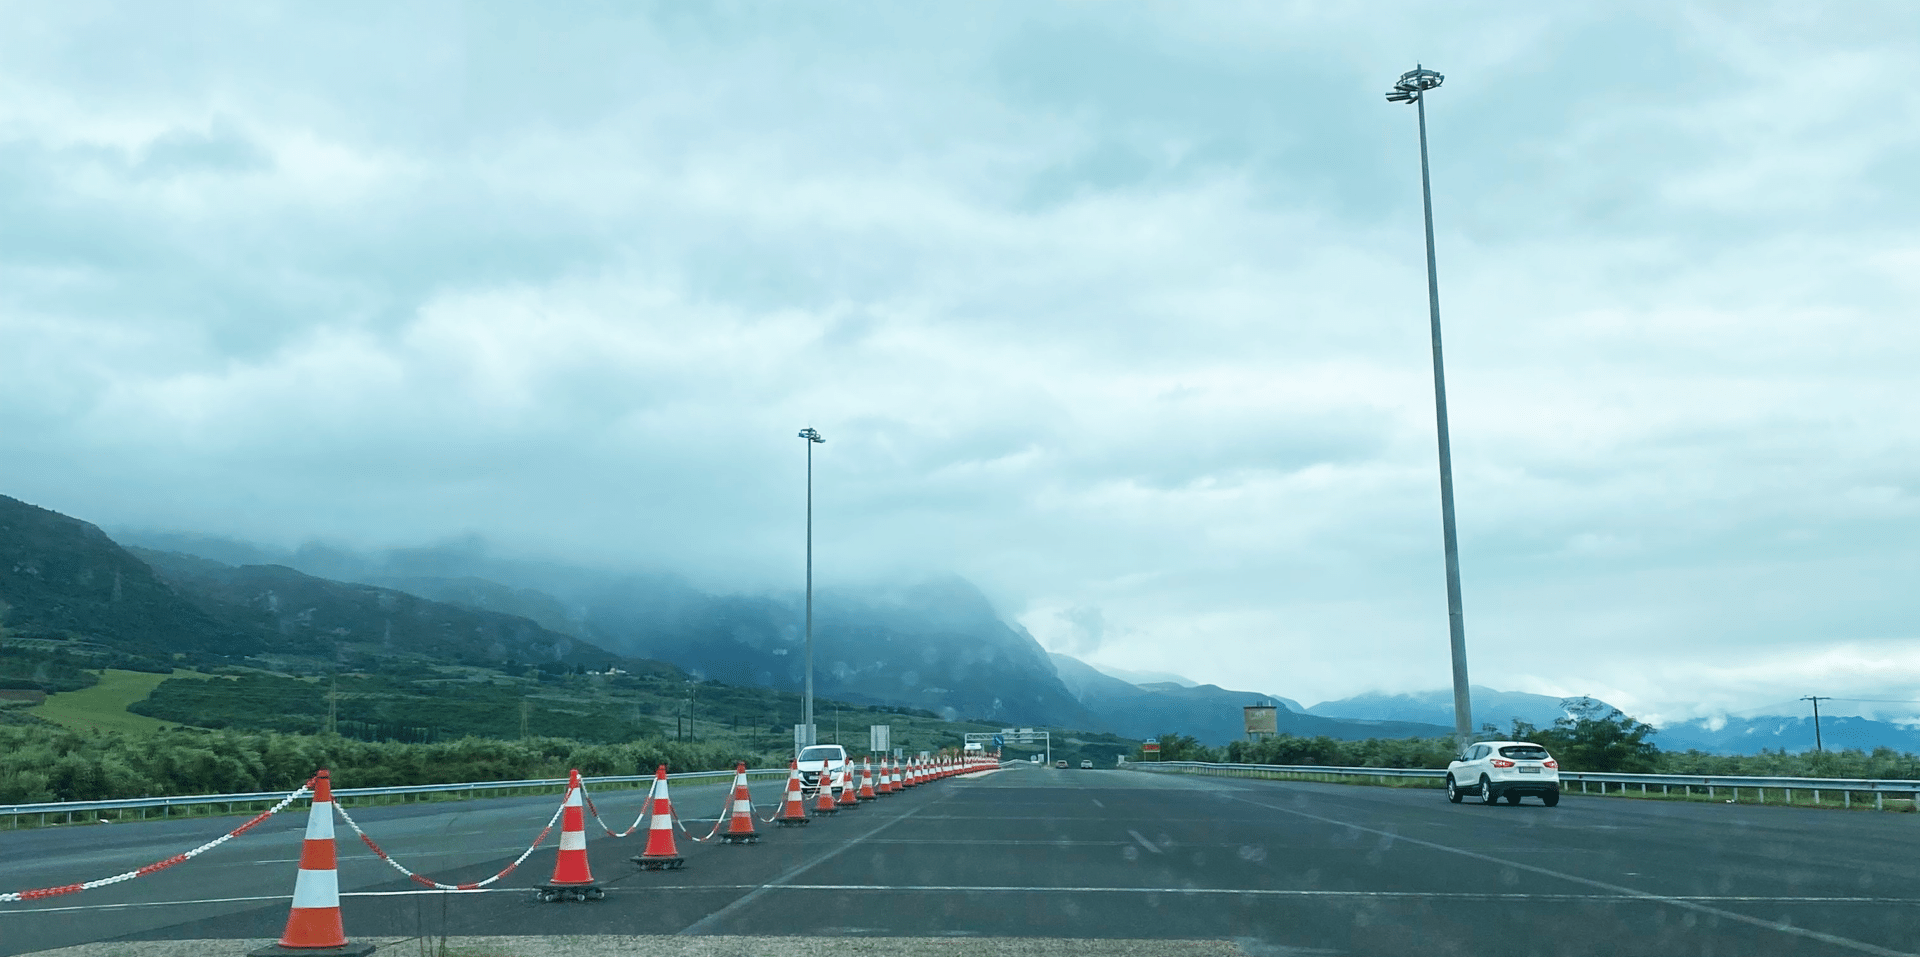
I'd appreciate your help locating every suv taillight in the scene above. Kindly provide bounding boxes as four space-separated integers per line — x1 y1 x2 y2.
1543 760 1557 769
1490 759 1515 768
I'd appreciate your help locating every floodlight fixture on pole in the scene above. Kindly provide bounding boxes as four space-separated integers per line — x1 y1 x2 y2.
1385 63 1474 749
798 427 825 747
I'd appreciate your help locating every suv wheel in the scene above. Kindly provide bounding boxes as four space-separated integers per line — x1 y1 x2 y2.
1505 792 1522 805
1542 789 1559 808
1481 776 1498 806
1446 776 1462 803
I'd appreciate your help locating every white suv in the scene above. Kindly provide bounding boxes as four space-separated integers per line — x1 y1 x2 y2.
1447 741 1560 807
796 745 848 796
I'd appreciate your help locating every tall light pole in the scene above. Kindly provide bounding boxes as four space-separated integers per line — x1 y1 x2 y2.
797 427 825 747
1386 65 1474 748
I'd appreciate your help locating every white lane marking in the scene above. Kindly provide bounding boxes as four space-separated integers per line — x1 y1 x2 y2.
1126 829 1162 854
8 884 1913 917
1091 798 1105 808
771 885 1920 904
676 790 948 936
1219 792 1917 957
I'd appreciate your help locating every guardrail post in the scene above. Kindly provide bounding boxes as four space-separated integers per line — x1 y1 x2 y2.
1812 789 1821 805
1876 792 1883 811
1843 791 1849 809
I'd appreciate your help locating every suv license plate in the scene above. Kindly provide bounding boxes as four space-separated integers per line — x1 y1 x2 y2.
1519 767 1541 774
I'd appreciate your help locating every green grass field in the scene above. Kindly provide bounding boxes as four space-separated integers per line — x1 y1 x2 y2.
28 669 210 734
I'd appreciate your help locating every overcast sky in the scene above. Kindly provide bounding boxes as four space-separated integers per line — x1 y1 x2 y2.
3 3 1916 722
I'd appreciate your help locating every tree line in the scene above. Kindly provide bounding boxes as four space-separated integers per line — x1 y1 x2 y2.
0 724 778 804
1146 699 1920 779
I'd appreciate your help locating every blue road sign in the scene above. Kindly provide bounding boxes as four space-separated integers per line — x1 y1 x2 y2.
992 734 1005 749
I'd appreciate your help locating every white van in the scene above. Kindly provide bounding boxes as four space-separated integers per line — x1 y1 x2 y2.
797 744 849 796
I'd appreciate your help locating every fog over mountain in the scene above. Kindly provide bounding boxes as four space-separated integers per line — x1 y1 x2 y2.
116 530 1094 728
1306 687 1611 732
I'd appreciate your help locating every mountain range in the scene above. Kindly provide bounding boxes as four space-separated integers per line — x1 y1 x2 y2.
10 498 1910 755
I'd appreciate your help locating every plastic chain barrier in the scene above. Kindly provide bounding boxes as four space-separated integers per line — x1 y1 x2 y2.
334 794 564 891
1 778 314 903
581 779 767 842
581 789 646 839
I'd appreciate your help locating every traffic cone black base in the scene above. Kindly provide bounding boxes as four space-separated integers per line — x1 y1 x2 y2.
719 832 762 845
249 944 377 957
534 883 606 902
777 816 811 827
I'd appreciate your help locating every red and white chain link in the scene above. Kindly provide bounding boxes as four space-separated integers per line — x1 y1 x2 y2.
1 778 314 903
331 799 563 891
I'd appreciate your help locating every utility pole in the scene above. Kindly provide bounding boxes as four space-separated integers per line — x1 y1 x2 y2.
1802 696 1831 753
1386 65 1474 749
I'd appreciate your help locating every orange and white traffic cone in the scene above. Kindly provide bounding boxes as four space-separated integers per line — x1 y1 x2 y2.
903 757 919 788
250 770 375 957
877 756 895 795
536 769 602 902
775 760 810 826
857 758 877 801
718 762 761 844
813 764 840 816
631 765 686 870
836 763 860 809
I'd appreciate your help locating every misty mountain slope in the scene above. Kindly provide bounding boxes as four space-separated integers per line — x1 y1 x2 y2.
1308 687 1621 732
577 573 1097 726
129 549 670 675
1050 653 1450 745
122 529 1100 728
1 495 267 659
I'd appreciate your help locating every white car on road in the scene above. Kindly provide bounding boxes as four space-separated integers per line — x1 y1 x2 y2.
1447 741 1560 806
796 744 848 796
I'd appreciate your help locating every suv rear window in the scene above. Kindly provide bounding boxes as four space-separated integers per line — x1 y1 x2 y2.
1500 746 1550 760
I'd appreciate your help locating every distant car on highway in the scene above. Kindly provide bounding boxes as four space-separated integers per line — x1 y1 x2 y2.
797 744 848 796
1055 760 1068 768
1079 759 1093 769
1447 741 1560 806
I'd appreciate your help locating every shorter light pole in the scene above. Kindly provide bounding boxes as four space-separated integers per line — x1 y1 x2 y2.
1802 696 1830 753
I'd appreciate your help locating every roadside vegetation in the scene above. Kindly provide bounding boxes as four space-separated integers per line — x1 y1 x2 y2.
1140 698 1920 781
0 725 775 804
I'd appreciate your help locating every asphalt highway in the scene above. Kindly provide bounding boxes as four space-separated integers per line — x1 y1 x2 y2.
5 763 1919 956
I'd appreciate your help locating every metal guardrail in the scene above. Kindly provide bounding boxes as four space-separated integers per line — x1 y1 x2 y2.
1130 761 1920 810
1 767 788 829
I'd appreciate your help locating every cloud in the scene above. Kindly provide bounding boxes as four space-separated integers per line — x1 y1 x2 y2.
1 4 1916 714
